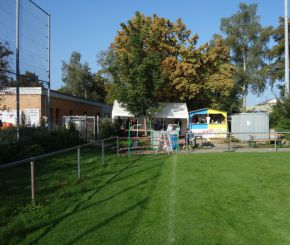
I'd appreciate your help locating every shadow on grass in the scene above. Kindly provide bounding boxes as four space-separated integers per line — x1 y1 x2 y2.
18 155 166 244
21 156 141 243
66 197 150 244
66 155 167 244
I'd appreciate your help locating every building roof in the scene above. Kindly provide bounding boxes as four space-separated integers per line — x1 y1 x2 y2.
188 108 226 115
257 98 277 106
5 87 111 110
246 98 277 112
112 101 188 119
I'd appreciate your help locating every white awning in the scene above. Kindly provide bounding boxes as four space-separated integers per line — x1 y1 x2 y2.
112 101 188 120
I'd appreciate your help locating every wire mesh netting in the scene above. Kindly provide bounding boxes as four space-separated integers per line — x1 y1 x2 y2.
0 0 49 83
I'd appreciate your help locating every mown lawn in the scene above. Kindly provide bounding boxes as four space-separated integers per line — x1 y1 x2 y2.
1 149 290 244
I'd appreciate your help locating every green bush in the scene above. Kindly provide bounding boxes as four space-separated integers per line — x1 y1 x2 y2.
270 97 290 131
101 118 117 139
0 126 84 164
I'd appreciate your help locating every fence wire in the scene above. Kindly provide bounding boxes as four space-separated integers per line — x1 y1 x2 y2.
0 0 49 83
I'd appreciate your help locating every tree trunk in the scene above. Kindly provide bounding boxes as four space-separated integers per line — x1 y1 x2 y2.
242 54 247 111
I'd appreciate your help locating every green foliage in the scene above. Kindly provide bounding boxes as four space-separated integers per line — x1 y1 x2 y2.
8 71 43 88
61 52 107 101
23 202 49 220
0 127 84 164
100 12 235 115
113 12 166 116
270 97 290 131
268 17 290 94
0 42 13 108
101 118 117 138
220 3 272 109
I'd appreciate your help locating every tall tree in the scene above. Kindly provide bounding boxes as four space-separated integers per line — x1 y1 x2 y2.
268 17 290 95
0 42 13 108
61 51 106 101
100 12 235 116
61 51 84 96
270 97 290 131
220 3 272 110
112 12 166 116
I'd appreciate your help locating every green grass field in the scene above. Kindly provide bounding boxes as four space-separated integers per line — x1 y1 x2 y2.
1 149 290 244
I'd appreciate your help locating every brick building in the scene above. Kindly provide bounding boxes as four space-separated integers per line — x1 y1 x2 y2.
0 87 111 128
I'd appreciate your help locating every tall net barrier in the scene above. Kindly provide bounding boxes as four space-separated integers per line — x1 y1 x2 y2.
0 0 49 82
0 0 49 133
0 0 16 75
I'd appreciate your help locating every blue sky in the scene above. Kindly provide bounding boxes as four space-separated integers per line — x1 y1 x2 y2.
34 0 285 105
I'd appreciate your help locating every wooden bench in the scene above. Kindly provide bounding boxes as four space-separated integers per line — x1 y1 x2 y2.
248 138 284 148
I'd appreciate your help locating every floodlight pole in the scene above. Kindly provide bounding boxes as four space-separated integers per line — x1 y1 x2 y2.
285 0 290 97
16 0 20 142
47 14 51 131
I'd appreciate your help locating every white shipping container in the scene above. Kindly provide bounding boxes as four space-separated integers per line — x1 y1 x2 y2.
231 112 269 141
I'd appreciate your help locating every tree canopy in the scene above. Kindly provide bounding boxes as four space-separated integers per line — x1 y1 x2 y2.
220 3 272 110
61 51 106 101
0 42 13 108
268 17 290 95
99 12 235 116
270 97 290 131
0 42 13 85
7 71 43 88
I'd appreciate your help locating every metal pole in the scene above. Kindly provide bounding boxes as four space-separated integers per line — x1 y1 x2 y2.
47 14 51 131
229 133 232 151
117 136 119 155
128 123 131 156
16 0 20 142
84 115 87 142
137 120 138 138
285 0 290 97
150 120 153 149
93 117 96 141
185 133 188 152
30 161 35 202
77 147 80 179
102 139 104 165
96 116 99 140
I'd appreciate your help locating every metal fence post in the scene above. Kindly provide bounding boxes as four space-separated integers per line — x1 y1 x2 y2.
227 133 231 152
77 147 80 179
30 161 35 203
102 140 105 166
117 136 119 156
185 133 188 152
229 133 232 151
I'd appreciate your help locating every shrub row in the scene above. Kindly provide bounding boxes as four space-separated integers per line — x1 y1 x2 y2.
0 126 84 164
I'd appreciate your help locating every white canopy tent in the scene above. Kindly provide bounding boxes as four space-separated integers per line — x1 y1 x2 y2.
112 101 189 134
